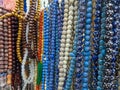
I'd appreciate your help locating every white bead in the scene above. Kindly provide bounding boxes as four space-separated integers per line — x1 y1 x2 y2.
59 68 64 72
63 60 67 64
67 34 71 38
69 10 73 15
64 56 69 60
69 6 74 10
61 39 65 43
68 25 72 29
61 44 65 48
58 86 63 90
65 52 69 56
65 47 69 51
60 48 64 52
66 43 71 47
64 18 68 21
68 16 73 20
61 35 66 38
64 9 68 12
66 39 71 42
64 13 68 17
63 26 66 30
59 0 62 4
69 0 74 3
65 4 69 8
62 30 67 34
59 56 64 60
68 20 72 24
63 22 67 26
67 30 72 34
64 0 68 4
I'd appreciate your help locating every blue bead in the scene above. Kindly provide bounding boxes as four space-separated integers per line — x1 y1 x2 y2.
84 61 89 66
86 19 91 24
69 52 75 57
84 67 89 72
97 86 102 90
85 36 90 40
84 46 90 52
83 72 88 77
86 13 92 18
82 83 88 88
98 60 103 65
86 25 91 29
83 78 88 82
98 76 102 81
84 56 89 61
87 7 92 12
82 88 88 90
85 30 91 35
87 1 92 6
85 41 90 46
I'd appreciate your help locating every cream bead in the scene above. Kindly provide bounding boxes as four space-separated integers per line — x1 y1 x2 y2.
64 18 68 21
64 56 69 60
69 5 74 10
61 39 65 43
67 30 72 34
59 52 64 56
69 0 74 3
68 20 72 24
69 10 73 15
64 9 68 12
68 16 73 20
59 0 62 4
59 68 64 72
65 52 69 56
61 35 66 38
63 26 67 30
63 60 67 64
58 86 63 90
66 38 71 42
65 48 70 52
63 22 67 26
64 0 68 4
66 43 71 47
60 48 64 52
64 13 68 17
61 44 65 48
67 34 71 38
59 56 64 60
68 25 72 29
64 4 69 8
62 30 67 35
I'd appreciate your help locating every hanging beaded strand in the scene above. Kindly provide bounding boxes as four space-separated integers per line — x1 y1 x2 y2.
58 0 68 89
74 0 86 89
103 0 115 89
91 0 102 89
113 0 120 89
97 1 106 89
64 0 78 90
82 0 92 89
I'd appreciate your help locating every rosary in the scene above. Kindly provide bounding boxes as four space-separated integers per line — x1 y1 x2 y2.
0 0 120 90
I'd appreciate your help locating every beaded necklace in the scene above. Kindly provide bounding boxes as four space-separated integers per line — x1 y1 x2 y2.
91 0 101 89
64 0 78 90
97 1 106 90
82 0 92 89
74 0 86 89
113 0 120 89
103 1 115 89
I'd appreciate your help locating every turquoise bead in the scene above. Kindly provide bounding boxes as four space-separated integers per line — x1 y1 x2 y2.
86 19 91 24
85 30 91 35
83 72 88 77
84 56 89 61
86 13 92 18
97 86 102 90
85 41 90 46
98 76 102 81
84 46 90 52
98 54 103 59
84 61 89 66
69 52 75 57
86 25 91 29
87 1 92 6
99 65 103 70
84 67 89 72
98 60 103 65
83 78 88 82
85 36 90 40
87 7 92 12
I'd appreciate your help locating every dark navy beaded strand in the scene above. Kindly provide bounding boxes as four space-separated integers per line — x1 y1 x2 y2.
92 0 102 89
74 0 86 90
103 1 115 89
